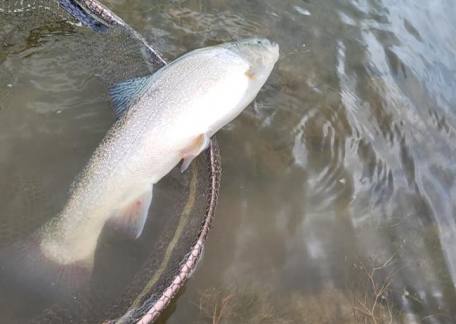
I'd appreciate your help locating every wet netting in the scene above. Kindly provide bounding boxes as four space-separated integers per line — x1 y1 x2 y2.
0 1 221 323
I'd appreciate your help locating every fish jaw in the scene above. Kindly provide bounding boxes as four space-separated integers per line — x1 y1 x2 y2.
222 38 279 88
223 38 280 74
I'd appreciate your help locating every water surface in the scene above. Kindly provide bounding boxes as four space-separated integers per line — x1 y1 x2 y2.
112 0 456 322
2 0 456 323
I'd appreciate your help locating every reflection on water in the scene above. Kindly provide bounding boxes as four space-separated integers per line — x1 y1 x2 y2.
2 0 456 322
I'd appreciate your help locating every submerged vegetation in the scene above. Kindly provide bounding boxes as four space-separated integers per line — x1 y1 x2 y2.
196 257 400 324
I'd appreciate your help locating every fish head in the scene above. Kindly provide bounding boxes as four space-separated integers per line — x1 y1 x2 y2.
191 38 279 137
223 38 279 87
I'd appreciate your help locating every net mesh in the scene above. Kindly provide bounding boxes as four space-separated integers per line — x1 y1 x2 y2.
0 0 71 28
0 1 221 323
0 0 64 15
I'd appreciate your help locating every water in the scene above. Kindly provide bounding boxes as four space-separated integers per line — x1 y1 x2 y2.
0 9 211 322
2 0 456 323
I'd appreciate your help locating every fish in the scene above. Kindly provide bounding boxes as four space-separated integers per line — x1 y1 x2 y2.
1 38 279 294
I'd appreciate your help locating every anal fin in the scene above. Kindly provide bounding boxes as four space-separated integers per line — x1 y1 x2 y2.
110 186 153 239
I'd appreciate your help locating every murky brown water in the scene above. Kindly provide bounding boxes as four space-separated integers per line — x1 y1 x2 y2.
2 0 456 323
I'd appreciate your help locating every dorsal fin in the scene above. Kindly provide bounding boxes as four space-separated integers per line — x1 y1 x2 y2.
109 75 153 119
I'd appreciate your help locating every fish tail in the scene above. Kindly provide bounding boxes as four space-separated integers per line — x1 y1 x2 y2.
0 235 92 301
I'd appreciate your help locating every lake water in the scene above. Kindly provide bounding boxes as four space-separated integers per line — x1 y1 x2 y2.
2 0 456 323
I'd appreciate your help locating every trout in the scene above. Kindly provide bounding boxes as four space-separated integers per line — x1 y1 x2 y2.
3 38 279 292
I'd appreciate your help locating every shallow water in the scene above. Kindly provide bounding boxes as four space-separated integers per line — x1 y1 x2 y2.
2 0 456 323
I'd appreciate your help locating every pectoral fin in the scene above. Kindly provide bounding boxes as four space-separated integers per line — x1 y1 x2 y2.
110 186 153 239
180 133 211 172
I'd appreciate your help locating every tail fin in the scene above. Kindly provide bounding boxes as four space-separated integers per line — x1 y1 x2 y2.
0 235 92 302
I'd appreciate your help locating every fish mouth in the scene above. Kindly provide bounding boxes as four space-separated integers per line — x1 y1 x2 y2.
262 38 279 49
258 38 280 63
269 41 280 62
253 38 280 61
